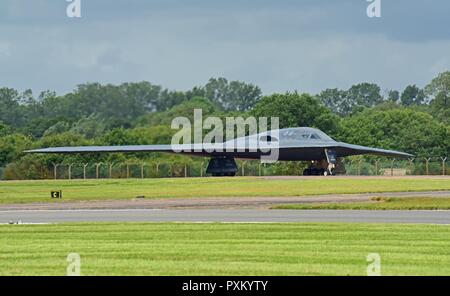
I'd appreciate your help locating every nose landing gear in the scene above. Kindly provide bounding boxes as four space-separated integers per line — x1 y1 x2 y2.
302 149 340 176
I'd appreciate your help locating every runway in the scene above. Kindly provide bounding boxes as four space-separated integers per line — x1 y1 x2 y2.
1 209 449 224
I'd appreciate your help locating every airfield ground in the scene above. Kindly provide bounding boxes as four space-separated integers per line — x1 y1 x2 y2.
273 197 450 210
1 176 450 204
0 222 448 276
1 176 449 276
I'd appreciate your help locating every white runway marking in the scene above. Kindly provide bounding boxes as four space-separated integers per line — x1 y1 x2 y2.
0 209 449 224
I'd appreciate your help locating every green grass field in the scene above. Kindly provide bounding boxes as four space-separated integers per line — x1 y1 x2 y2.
1 177 450 204
0 223 448 276
273 197 450 210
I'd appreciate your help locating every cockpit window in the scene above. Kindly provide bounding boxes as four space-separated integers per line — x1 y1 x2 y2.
281 130 321 140
260 135 278 142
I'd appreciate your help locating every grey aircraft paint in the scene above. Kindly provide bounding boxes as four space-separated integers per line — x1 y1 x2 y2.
26 127 413 161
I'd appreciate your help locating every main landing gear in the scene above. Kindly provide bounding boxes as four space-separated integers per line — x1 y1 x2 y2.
206 157 238 177
302 164 332 176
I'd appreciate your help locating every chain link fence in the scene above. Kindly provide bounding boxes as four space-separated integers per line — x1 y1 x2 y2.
342 157 449 176
1 156 448 180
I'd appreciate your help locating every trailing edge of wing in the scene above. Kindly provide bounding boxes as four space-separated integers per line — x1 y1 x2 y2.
25 145 175 154
335 142 413 158
25 144 266 154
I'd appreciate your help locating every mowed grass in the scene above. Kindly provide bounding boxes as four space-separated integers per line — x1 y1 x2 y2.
1 177 450 204
273 197 450 210
0 223 448 276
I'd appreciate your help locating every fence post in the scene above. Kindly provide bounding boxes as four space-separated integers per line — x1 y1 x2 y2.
68 163 74 180
95 163 102 179
442 157 447 176
200 162 204 177
184 164 188 178
259 163 262 176
141 164 145 179
109 163 113 179
242 161 246 176
390 159 395 177
425 158 432 176
357 159 362 176
374 160 379 176
408 158 415 176
169 164 172 177
347 160 353 176
52 163 59 180
83 163 88 180
126 164 130 179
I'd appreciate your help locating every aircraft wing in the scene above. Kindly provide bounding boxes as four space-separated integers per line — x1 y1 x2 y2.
25 145 175 154
332 142 413 158
25 142 413 159
25 143 261 155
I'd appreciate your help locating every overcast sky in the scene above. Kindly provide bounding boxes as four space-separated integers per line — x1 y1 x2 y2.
1 0 449 96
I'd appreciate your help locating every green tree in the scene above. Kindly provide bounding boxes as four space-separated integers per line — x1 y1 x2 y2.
41 82 163 129
338 108 450 157
156 90 188 111
3 154 47 180
400 85 425 106
136 97 219 127
43 121 72 137
0 121 12 137
0 133 33 167
318 83 383 116
30 132 97 166
251 92 340 135
70 114 107 139
425 71 450 124
22 117 64 139
101 125 174 146
203 78 262 111
347 83 383 110
0 88 24 127
426 71 450 107
387 90 400 103
318 88 351 116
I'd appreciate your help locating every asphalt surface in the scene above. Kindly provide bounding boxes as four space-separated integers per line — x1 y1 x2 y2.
1 209 449 224
2 190 450 211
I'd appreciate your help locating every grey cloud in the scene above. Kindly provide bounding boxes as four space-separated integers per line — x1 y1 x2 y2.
0 0 449 96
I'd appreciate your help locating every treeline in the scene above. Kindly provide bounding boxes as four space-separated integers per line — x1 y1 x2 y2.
0 78 261 139
0 73 449 179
